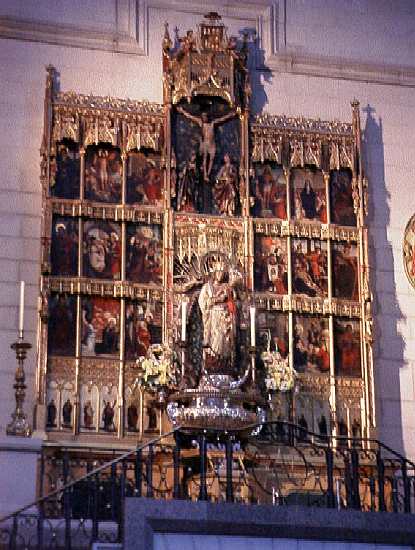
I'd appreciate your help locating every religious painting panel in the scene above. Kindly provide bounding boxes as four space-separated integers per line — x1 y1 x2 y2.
257 310 289 359
48 294 77 356
100 385 118 433
332 242 359 300
84 145 122 203
292 238 328 297
80 384 99 431
254 235 288 293
252 163 287 219
83 221 121 280
293 315 330 375
330 169 356 226
51 140 80 199
172 103 241 216
125 299 162 360
126 223 162 285
81 297 120 358
334 318 361 377
51 216 78 276
126 150 163 206
291 168 327 223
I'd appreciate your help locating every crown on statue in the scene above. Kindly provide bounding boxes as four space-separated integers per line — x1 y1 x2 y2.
209 254 226 273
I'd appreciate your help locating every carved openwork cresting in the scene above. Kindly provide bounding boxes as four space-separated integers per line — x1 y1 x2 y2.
35 13 375 444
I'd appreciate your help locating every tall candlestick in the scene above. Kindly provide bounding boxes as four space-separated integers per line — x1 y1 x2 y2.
181 301 187 342
18 281 25 339
249 305 256 347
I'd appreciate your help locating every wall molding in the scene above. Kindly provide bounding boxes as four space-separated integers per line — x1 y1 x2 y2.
0 0 146 55
267 51 415 89
1 0 415 87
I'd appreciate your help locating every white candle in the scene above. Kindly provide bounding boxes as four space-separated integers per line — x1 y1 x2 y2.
181 301 187 342
249 306 256 347
18 281 25 338
336 478 341 510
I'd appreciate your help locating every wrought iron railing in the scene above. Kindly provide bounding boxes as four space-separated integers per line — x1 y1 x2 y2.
1 422 414 549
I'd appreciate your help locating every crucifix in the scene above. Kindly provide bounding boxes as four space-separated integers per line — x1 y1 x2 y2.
176 106 235 181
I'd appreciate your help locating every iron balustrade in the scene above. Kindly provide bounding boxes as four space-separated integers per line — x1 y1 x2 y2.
0 422 414 549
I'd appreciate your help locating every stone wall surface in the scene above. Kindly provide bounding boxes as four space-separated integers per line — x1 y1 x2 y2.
0 1 414 475
154 534 411 550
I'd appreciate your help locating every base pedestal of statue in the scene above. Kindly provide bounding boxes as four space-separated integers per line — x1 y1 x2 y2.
167 375 265 431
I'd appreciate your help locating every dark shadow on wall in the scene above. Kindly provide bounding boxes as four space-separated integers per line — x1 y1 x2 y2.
238 27 272 115
362 104 405 454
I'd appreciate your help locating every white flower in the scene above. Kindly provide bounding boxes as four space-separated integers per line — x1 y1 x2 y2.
262 351 295 392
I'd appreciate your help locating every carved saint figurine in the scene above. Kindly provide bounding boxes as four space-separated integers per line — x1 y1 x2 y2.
47 399 57 428
213 153 238 216
62 398 73 427
176 150 200 212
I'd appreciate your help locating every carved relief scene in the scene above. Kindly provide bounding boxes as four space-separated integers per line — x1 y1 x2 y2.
46 380 75 431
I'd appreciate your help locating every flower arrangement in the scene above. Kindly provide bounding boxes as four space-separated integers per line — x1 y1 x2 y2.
261 350 295 392
136 344 178 390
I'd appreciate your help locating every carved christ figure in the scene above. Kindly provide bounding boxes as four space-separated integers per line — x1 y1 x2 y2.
176 106 235 181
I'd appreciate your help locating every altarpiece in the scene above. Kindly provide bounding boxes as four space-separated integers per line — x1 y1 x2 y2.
35 13 375 447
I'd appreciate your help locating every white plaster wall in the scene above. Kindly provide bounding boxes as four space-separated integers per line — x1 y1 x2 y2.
283 0 415 66
0 0 414 469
